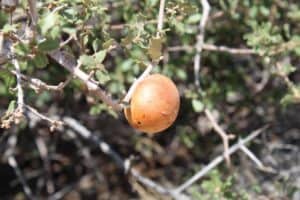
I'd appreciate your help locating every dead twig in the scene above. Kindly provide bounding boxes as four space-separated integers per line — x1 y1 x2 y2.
239 142 276 173
168 44 256 55
35 136 55 194
8 156 36 200
25 105 63 131
48 50 123 111
173 125 269 194
1 49 26 129
122 63 153 104
27 0 38 28
65 129 104 183
62 116 189 200
11 70 71 93
5 132 36 200
204 109 235 166
194 0 210 87
157 0 166 36
12 49 24 113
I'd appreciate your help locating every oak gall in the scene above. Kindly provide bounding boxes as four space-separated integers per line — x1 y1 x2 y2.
124 74 180 134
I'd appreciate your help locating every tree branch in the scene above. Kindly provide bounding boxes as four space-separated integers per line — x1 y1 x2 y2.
122 63 153 103
204 109 235 166
194 0 210 86
173 125 269 194
157 0 166 36
123 0 166 103
62 116 189 200
168 44 256 55
48 50 123 112
12 51 24 112
239 141 276 173
27 0 38 28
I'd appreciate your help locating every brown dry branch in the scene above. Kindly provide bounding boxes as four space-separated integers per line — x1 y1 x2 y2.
204 109 235 166
64 129 104 183
62 117 189 200
239 141 276 173
168 44 256 55
8 156 36 200
48 50 123 112
4 131 36 200
194 0 210 87
122 62 154 104
10 70 71 93
157 0 166 36
12 49 24 112
59 35 74 48
1 49 26 129
35 136 55 195
25 105 63 131
27 0 38 29
173 125 269 194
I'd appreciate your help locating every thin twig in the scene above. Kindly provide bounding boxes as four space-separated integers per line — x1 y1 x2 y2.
168 44 256 55
122 63 153 103
0 32 8 65
202 43 256 54
11 70 71 93
8 156 36 200
194 0 210 86
59 35 73 48
12 51 24 112
65 129 104 182
5 132 36 200
173 125 269 194
157 0 166 36
49 174 90 200
27 0 38 28
49 50 123 111
25 105 63 131
204 109 235 166
239 142 276 173
62 117 189 200
123 0 166 103
35 137 55 195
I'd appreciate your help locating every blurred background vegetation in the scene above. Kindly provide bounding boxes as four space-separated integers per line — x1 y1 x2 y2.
0 0 300 199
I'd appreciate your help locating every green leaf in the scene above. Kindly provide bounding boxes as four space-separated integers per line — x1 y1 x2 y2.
120 59 133 72
83 34 89 46
95 70 110 84
62 27 76 35
121 34 134 47
94 50 107 64
39 12 59 35
92 39 101 52
32 53 49 68
14 42 30 57
186 13 201 24
2 24 17 33
281 64 296 75
103 39 116 50
148 36 162 61
49 26 61 39
146 0 159 7
79 54 95 67
37 38 60 52
0 11 7 28
192 99 204 113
